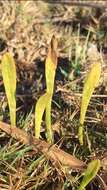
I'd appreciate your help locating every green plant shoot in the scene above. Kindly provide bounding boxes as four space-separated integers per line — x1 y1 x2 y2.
1 52 16 127
78 62 101 145
77 159 100 190
35 93 49 139
35 36 58 143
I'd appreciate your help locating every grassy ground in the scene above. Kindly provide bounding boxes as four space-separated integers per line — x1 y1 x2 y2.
0 1 107 189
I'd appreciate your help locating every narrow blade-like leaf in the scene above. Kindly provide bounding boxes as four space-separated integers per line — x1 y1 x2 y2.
79 62 101 145
77 159 100 190
1 52 16 126
35 93 50 138
45 35 58 143
35 36 58 143
45 35 58 94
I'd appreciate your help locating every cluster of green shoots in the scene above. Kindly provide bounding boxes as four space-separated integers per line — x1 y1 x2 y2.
1 36 101 189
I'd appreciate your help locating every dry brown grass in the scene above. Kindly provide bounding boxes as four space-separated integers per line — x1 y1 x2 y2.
0 1 107 189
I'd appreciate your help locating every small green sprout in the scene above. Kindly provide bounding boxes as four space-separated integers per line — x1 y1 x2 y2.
35 35 58 143
77 159 100 190
79 58 101 145
1 52 16 127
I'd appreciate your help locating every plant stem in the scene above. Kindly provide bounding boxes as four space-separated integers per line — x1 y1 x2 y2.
46 95 53 144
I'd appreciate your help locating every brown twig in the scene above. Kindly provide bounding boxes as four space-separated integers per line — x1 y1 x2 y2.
42 0 107 9
0 121 85 170
57 86 107 98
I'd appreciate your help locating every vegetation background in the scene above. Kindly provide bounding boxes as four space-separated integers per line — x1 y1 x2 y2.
0 1 107 189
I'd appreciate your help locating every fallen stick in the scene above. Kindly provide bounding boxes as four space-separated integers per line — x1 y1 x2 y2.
42 0 107 9
0 121 85 170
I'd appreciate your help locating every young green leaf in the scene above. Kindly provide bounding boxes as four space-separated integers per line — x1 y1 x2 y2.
35 36 58 143
1 52 16 127
77 159 100 190
35 93 50 138
45 35 57 94
45 35 58 143
79 62 101 145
